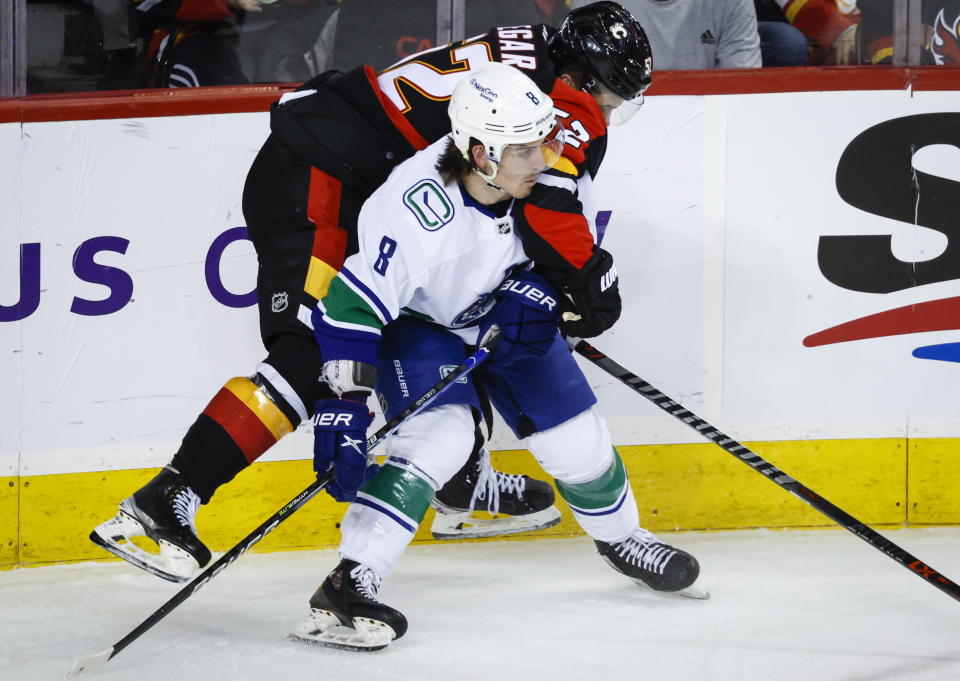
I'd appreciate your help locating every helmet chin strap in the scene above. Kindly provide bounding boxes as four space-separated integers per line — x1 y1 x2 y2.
472 158 505 192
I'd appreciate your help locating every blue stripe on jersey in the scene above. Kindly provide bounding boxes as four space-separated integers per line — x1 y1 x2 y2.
458 183 514 219
340 266 394 324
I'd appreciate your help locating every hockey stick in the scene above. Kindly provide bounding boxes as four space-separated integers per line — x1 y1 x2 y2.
570 338 960 605
67 332 499 678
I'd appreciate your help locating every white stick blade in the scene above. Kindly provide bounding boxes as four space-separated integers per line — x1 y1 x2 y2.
65 647 114 678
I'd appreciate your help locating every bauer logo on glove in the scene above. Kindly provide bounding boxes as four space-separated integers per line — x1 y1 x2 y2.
497 277 560 311
479 269 562 366
313 412 358 427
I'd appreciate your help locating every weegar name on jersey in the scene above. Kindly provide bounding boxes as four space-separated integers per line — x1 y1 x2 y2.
494 26 539 70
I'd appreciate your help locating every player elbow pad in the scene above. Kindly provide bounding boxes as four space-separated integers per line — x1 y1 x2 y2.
320 359 378 399
558 247 621 338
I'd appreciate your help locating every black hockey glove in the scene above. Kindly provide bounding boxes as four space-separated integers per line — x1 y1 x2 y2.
558 248 621 339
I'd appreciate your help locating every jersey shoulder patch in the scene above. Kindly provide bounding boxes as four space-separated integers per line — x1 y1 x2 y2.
402 178 455 232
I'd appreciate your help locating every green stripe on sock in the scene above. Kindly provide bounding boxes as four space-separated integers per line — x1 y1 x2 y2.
360 464 434 522
555 449 627 510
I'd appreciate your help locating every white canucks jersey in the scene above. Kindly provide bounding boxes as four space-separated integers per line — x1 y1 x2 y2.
313 136 529 365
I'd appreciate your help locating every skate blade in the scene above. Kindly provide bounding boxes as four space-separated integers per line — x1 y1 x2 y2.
633 578 711 601
677 583 710 600
89 511 197 583
288 610 394 652
430 506 562 540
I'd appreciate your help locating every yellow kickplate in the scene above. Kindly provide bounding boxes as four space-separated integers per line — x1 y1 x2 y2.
0 476 17 566
908 438 960 525
2 437 921 569
617 438 906 531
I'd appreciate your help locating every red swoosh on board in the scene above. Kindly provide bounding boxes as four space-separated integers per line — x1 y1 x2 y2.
803 296 960 347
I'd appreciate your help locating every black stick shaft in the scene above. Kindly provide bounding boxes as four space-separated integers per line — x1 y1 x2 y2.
573 339 960 604
103 341 496 662
109 474 330 659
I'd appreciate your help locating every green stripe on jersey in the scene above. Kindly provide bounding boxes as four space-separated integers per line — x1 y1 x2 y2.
401 307 434 322
322 277 383 332
555 449 627 510
360 464 434 522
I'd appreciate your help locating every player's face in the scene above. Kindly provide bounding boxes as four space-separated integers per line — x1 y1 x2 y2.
494 124 565 198
586 81 645 126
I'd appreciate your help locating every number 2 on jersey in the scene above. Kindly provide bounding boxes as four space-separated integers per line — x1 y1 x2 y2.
378 43 494 114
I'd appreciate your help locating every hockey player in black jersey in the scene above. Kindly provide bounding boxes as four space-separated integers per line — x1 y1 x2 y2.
90 2 656 583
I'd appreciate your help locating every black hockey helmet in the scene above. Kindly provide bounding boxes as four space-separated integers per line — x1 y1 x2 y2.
548 1 653 101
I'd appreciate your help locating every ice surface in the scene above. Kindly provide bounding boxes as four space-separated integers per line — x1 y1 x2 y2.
2 528 959 681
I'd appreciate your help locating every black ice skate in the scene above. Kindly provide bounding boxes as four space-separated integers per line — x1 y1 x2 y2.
430 447 561 539
289 559 407 652
596 528 708 599
89 466 211 583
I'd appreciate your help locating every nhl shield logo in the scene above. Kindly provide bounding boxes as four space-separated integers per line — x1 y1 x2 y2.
271 292 289 313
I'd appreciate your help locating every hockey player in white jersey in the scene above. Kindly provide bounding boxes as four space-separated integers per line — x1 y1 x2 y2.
291 62 702 651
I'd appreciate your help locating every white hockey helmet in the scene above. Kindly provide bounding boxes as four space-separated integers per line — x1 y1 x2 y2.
449 62 563 183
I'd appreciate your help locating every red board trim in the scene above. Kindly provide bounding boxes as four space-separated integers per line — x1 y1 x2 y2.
0 68 956 125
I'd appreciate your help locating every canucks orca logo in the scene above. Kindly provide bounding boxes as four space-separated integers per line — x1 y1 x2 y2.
451 293 496 328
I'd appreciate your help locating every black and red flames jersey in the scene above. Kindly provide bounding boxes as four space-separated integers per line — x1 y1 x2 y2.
268 22 610 281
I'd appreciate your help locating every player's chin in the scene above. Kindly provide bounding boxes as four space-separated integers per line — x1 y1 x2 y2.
512 179 538 198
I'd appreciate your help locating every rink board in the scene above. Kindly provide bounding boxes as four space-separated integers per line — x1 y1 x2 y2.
6 437 957 568
3 70 960 568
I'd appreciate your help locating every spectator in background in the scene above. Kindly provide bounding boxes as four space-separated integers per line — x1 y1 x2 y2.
148 1 256 88
237 0 340 83
327 0 568 72
767 0 857 64
754 0 811 65
97 0 262 88
857 0 960 65
97 0 340 88
572 0 761 69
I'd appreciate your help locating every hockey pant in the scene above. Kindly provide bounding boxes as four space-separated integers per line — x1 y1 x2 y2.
173 137 365 502
339 318 641 577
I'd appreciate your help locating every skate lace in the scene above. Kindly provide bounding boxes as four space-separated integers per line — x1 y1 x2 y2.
614 528 676 575
170 486 202 534
468 448 526 515
349 564 381 602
